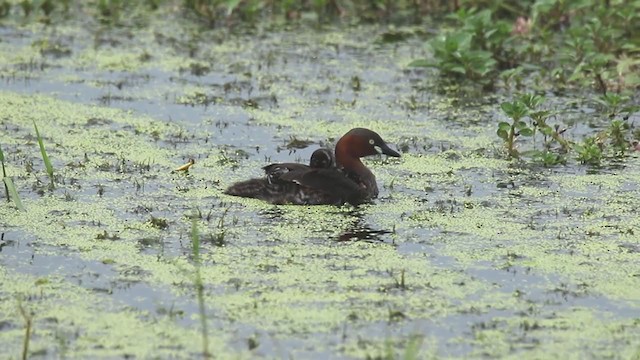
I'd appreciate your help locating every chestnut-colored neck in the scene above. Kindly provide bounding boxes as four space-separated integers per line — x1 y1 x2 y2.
335 135 378 197
336 139 373 181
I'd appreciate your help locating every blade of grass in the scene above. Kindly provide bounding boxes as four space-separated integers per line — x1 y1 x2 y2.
33 121 55 189
0 142 8 200
4 177 25 211
191 217 210 359
0 142 5 174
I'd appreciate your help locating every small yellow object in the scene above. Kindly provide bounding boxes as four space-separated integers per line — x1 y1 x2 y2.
174 159 195 172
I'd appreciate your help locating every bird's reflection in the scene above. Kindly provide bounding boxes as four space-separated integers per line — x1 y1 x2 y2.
258 206 286 219
257 206 395 244
336 226 392 242
334 208 394 243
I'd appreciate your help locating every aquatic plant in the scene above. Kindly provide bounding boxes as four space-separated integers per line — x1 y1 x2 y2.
498 88 640 165
595 93 638 119
520 93 570 155
1 143 25 211
498 93 575 165
181 0 448 24
498 98 531 158
575 136 603 165
0 142 8 200
191 216 211 359
409 8 514 86
410 30 497 84
18 299 33 360
33 121 55 190
212 205 230 246
410 1 640 92
2 176 25 211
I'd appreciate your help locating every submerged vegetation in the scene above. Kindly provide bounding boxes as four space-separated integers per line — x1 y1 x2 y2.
0 0 639 359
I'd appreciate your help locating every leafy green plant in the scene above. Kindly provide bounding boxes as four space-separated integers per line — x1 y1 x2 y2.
607 119 631 156
595 93 634 118
456 9 513 67
410 30 496 83
409 7 522 86
519 94 570 152
498 94 574 164
497 99 531 158
531 150 565 167
33 121 54 190
575 136 603 165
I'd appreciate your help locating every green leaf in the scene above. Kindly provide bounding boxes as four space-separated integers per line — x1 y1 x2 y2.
501 102 514 114
519 94 545 109
3 177 25 211
530 110 550 120
539 127 554 136
497 129 508 140
450 66 467 75
502 100 529 120
498 122 511 132
515 120 528 129
33 121 55 188
519 128 534 136
0 142 4 162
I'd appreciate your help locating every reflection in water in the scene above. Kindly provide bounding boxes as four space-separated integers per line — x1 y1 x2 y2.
335 208 394 243
258 206 287 220
0 232 17 253
257 206 395 243
336 226 392 242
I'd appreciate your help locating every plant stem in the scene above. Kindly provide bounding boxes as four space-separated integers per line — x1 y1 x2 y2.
18 300 32 360
508 123 517 157
191 217 210 359
0 143 8 201
1 162 8 202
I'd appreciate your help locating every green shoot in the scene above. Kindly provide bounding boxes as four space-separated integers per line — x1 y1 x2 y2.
33 121 55 189
1 143 25 211
0 142 8 200
191 216 210 359
4 177 25 211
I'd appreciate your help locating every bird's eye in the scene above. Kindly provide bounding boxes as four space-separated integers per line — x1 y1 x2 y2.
369 139 375 145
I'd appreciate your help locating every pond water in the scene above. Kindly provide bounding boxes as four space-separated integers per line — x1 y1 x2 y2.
1 10 639 359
